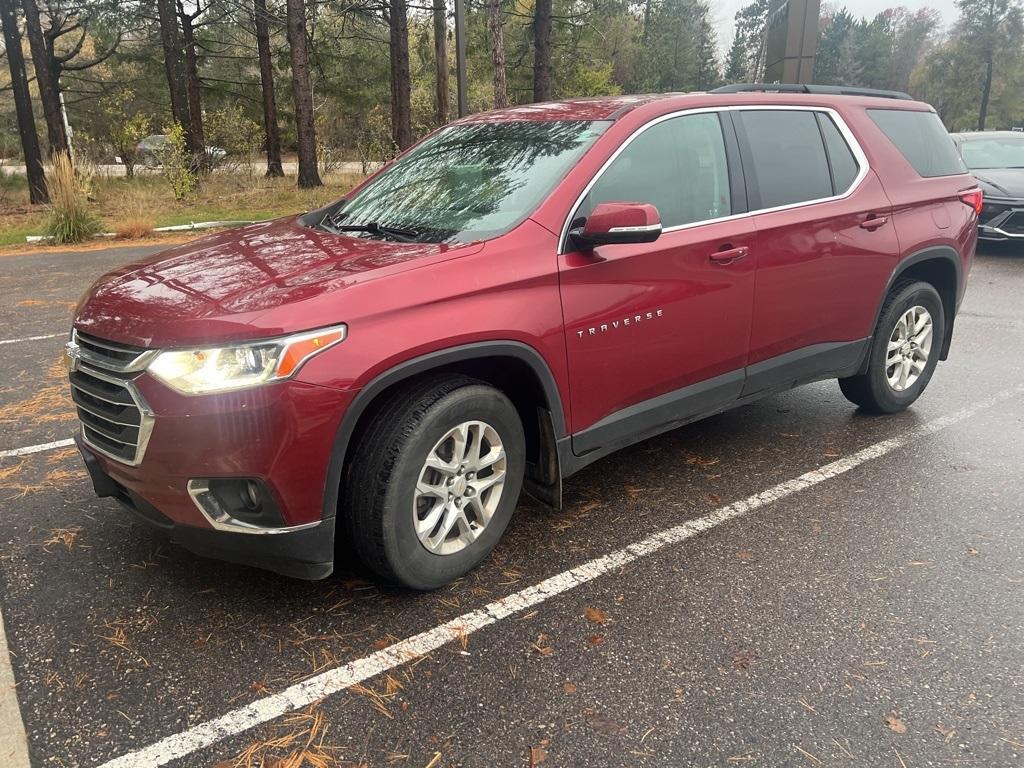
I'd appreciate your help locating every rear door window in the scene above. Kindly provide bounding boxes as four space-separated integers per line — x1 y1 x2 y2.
579 112 732 229
737 110 834 209
868 109 966 177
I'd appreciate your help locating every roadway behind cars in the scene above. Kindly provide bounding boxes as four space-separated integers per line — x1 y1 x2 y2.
0 242 1021 767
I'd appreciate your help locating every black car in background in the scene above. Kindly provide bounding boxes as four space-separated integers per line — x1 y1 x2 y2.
952 130 1024 243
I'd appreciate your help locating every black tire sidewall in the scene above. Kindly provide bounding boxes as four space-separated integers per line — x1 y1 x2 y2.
380 387 525 590
866 282 945 412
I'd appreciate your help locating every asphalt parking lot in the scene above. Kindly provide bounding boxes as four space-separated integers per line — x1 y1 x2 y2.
0 242 1022 768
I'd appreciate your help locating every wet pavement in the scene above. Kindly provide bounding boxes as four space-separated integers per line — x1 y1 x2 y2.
0 242 1021 767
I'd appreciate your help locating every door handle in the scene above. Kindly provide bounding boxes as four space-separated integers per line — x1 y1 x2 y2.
710 246 748 264
860 215 889 230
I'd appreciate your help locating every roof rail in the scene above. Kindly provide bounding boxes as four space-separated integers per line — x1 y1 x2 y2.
710 83 913 101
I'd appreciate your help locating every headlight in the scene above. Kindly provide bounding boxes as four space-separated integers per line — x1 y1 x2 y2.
147 325 346 394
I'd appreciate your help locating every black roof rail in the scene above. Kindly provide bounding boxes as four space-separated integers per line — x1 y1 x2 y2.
710 83 914 101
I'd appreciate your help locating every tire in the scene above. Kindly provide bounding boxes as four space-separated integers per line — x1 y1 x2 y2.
342 376 525 590
839 279 945 414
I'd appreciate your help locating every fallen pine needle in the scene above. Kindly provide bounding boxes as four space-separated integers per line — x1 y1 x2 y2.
831 737 855 759
798 697 816 714
794 745 823 765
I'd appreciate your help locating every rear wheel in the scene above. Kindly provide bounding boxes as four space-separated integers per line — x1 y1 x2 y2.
839 280 945 413
343 376 525 590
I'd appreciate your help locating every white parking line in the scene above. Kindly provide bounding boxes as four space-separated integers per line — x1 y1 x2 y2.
0 333 64 346
91 384 1021 768
0 439 75 460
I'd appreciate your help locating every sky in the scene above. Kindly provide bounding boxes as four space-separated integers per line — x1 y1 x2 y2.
713 0 961 52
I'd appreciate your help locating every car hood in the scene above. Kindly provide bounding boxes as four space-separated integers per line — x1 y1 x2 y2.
972 168 1024 199
74 215 482 348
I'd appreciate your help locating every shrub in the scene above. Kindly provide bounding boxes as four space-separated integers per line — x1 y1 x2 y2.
43 152 102 244
100 88 152 177
110 113 151 178
156 123 197 200
205 105 262 175
354 106 396 175
0 171 26 207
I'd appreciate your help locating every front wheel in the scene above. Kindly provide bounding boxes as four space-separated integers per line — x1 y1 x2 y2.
839 280 945 414
343 376 525 590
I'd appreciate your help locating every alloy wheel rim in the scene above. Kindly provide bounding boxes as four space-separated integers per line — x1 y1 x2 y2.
885 305 933 392
413 420 507 555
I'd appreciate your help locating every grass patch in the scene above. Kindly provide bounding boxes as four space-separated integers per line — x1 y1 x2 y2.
114 216 155 240
0 170 363 248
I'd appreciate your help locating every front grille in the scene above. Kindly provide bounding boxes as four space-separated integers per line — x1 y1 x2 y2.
69 332 154 465
75 331 152 372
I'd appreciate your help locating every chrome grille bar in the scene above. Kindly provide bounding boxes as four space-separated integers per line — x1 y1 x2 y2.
68 334 155 466
74 330 158 373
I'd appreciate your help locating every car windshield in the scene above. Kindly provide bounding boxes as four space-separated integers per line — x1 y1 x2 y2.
959 135 1024 169
325 120 608 243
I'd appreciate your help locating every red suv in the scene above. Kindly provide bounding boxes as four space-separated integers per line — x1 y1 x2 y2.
68 85 980 589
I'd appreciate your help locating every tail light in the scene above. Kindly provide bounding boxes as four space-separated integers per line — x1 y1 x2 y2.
959 187 983 215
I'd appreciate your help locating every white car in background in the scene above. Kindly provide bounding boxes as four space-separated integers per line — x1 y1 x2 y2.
136 134 228 169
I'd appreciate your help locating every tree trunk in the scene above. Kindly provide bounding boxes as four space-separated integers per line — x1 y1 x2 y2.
532 0 551 102
178 3 206 169
286 0 321 187
487 0 507 108
0 0 47 203
156 0 190 131
977 55 993 131
21 0 68 157
389 0 412 149
432 0 449 125
254 0 284 177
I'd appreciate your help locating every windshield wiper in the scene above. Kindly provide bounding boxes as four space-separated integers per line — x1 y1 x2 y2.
318 213 420 243
333 222 421 243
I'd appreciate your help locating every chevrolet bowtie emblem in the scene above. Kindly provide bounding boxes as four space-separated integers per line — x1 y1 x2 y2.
63 340 81 373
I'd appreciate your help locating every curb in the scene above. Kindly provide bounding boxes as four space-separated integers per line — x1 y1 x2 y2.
0 609 31 768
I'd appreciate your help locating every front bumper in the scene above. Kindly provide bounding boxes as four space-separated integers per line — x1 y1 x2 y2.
78 436 336 579
978 200 1024 240
69 365 357 579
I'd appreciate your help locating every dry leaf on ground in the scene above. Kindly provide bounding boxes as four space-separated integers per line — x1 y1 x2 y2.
886 711 907 733
584 606 609 624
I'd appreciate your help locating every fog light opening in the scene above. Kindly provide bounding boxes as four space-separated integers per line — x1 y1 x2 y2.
244 480 261 510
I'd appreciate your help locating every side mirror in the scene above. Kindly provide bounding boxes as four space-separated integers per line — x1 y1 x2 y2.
570 201 662 251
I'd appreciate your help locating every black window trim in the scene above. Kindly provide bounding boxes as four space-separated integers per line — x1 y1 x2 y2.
815 112 839 196
558 105 871 253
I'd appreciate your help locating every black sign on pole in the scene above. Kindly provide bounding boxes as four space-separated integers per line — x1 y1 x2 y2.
763 0 820 84
454 0 468 117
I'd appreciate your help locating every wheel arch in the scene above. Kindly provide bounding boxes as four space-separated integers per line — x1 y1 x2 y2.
873 246 962 363
321 341 567 520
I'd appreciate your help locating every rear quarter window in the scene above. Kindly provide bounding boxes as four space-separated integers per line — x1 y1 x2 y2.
868 109 966 178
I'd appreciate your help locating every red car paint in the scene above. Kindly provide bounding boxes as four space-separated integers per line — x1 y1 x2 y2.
70 90 978 577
